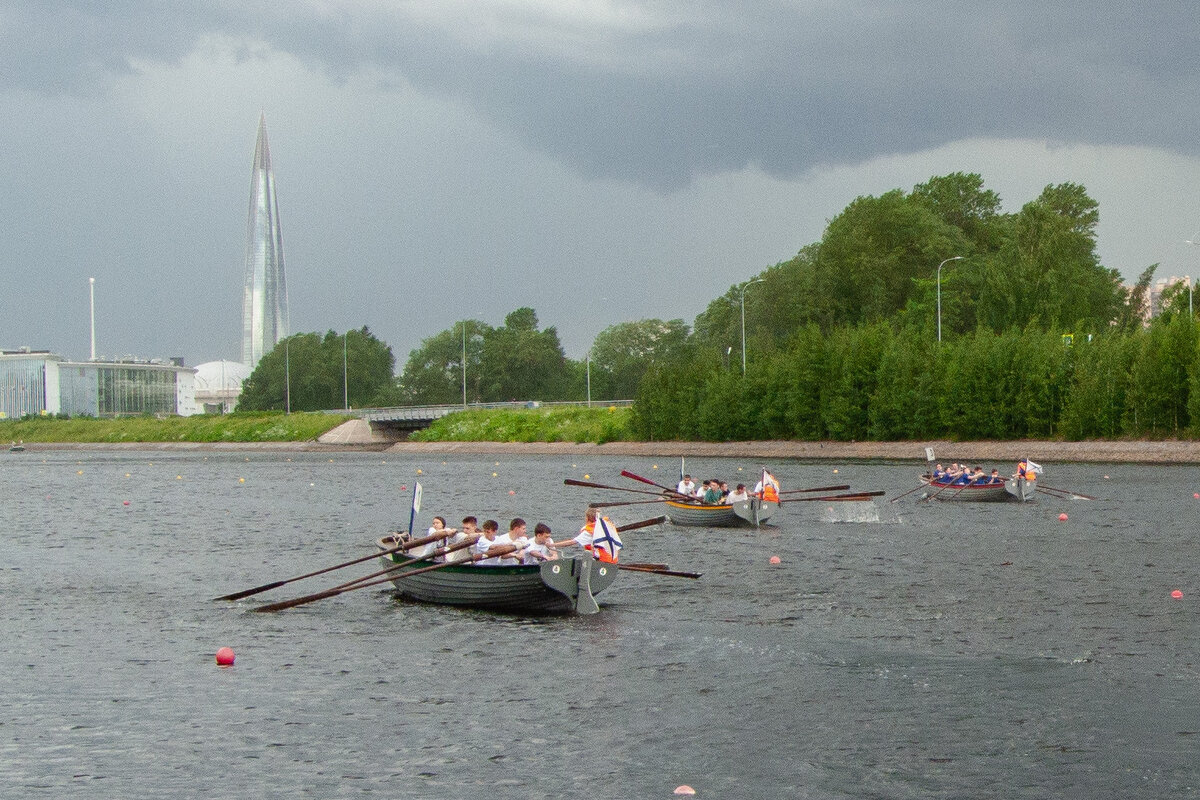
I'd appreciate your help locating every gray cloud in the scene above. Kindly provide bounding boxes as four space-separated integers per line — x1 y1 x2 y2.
6 2 1198 190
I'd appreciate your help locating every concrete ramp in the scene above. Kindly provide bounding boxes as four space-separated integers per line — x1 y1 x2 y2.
317 418 402 445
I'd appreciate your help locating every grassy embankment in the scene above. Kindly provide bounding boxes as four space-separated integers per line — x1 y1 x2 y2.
411 406 634 444
0 412 352 443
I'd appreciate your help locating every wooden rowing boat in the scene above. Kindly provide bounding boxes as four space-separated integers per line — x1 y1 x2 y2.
664 497 778 527
920 476 1036 502
374 535 617 614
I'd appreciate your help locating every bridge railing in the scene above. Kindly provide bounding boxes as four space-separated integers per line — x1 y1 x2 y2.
330 399 634 423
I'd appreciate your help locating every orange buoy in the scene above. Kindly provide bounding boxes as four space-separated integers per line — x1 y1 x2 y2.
1058 513 1068 521
1172 590 1184 599
215 647 235 666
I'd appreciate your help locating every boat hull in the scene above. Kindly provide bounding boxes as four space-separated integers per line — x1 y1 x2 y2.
665 498 778 527
921 477 1036 502
375 540 616 615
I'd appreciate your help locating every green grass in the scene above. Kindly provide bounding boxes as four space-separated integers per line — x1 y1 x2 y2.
0 412 353 443
411 406 634 444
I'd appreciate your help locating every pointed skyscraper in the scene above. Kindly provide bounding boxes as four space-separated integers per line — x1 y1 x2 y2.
241 113 288 367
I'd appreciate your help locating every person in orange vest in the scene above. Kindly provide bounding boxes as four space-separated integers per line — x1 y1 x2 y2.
552 508 597 553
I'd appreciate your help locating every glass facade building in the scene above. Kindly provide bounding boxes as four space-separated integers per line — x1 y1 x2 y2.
0 352 196 418
241 113 288 368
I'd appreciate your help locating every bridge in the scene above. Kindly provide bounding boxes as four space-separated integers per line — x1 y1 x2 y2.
338 400 633 432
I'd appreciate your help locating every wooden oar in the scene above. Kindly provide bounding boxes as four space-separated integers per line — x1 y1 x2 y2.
613 515 670 532
622 561 670 570
617 564 702 579
620 470 693 499
779 484 851 495
213 529 456 601
889 480 933 503
564 478 668 497
1035 483 1095 500
587 498 668 509
784 491 884 503
254 537 490 613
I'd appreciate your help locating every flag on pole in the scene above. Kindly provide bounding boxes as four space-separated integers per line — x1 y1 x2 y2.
1024 459 1043 476
759 469 780 502
591 516 623 563
406 482 423 535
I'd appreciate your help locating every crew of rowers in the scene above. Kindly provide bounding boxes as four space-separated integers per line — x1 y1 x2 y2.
409 508 609 567
930 462 1004 485
675 474 777 504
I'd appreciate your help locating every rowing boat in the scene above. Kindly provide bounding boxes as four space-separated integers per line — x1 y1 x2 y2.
374 534 617 614
920 476 1036 502
664 497 778 527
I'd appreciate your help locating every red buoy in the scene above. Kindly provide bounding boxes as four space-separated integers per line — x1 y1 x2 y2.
215 647 235 666
769 555 781 565
1172 590 1184 600
1058 513 1068 521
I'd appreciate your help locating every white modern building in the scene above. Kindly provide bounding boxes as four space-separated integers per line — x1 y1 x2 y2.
193 359 252 413
0 349 197 418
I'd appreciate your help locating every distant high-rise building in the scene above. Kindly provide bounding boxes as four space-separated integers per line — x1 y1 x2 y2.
241 113 288 367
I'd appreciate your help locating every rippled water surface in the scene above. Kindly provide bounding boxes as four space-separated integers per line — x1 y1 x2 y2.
2 450 1198 798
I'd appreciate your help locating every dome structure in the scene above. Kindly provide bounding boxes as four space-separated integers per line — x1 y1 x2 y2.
194 360 252 413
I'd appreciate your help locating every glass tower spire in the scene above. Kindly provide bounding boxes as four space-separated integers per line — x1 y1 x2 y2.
241 113 288 367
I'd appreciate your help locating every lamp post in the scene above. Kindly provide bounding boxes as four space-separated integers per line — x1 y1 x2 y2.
88 277 96 361
586 353 591 407
739 279 765 376
936 256 965 343
343 331 349 410
461 320 468 408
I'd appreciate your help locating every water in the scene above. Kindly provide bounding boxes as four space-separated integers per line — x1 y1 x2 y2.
1 451 1198 798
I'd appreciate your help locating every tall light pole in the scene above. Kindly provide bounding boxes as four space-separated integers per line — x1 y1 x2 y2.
461 320 468 408
739 279 765 376
343 330 349 410
936 256 964 343
586 353 592 407
88 277 96 361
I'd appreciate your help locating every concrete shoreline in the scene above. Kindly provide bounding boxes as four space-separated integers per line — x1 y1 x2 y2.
13 437 1200 464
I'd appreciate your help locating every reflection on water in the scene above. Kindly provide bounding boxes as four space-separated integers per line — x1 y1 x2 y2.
1 451 1198 797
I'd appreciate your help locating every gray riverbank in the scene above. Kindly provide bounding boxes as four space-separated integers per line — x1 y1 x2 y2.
16 437 1200 464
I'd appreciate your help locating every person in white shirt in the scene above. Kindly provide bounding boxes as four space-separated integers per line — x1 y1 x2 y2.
522 523 557 564
552 508 597 554
438 516 477 563
727 483 749 503
502 518 529 564
677 474 696 495
473 519 505 565
412 516 456 558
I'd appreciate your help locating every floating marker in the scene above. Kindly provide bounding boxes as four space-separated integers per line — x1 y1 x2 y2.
509 490 516 495
309 482 314 487
416 469 423 475
176 475 182 480
77 470 83 475
238 477 245 484
1194 493 1199 499
652 465 658 469
769 555 781 565
123 500 130 506
584 474 590 480
833 468 839 474
215 647 235 666
493 472 498 477
125 473 131 478
674 787 696 796
1172 590 1184 599
400 485 407 491
495 462 500 466
1058 513 1068 521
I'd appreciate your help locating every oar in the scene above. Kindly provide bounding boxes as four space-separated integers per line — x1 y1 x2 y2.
617 564 702 579
213 529 456 601
784 491 884 503
779 484 851 495
622 561 670 570
889 481 933 503
613 515 669 532
1036 483 1095 500
254 537 490 613
564 478 668 498
587 498 669 509
620 470 692 499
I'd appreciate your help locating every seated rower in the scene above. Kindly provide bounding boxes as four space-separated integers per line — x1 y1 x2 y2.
703 479 723 505
439 516 477 562
522 523 557 563
988 468 1002 484
412 516 456 558
473 519 508 566
727 483 749 503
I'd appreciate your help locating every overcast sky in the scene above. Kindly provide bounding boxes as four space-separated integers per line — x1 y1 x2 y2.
3 2 1200 368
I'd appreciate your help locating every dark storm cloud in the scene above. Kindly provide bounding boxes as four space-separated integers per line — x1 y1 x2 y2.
4 1 1198 189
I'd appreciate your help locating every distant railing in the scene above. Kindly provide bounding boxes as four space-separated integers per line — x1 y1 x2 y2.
326 399 633 425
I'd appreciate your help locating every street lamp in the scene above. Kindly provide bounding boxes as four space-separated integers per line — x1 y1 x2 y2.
739 279 765 376
936 256 965 343
343 331 349 410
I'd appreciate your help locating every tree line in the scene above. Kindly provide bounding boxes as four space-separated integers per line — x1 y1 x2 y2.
241 172 1200 441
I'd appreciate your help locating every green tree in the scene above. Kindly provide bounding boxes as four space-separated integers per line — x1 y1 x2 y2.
478 308 573 402
588 319 689 400
397 320 491 404
239 327 397 411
